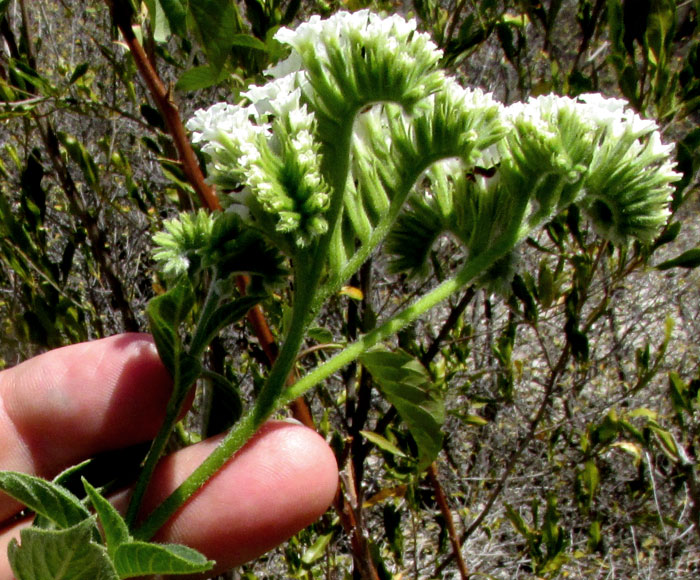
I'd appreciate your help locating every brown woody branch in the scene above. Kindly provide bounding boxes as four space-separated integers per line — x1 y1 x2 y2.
106 0 220 212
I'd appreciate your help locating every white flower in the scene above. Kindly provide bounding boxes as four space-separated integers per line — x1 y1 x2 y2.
274 10 433 60
243 73 307 119
576 93 658 138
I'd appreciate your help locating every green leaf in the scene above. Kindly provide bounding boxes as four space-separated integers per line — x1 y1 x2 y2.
146 278 195 372
656 248 700 270
229 33 267 52
202 370 244 436
189 0 243 70
360 430 408 458
361 348 445 471
176 65 229 92
0 471 92 530
587 520 602 551
504 503 533 539
308 326 335 343
648 421 680 461
150 0 172 43
82 479 130 558
301 532 334 566
652 221 681 250
57 132 100 193
68 63 89 85
113 541 214 578
190 294 262 356
668 372 692 420
537 260 554 308
579 460 599 507
156 0 187 37
8 518 118 580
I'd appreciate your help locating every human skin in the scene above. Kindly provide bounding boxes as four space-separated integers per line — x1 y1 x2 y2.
0 333 339 579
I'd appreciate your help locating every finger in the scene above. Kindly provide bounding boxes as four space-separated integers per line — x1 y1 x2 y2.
0 334 173 521
0 421 338 580
141 421 338 578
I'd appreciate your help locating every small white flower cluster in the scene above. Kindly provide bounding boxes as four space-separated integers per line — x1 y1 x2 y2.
274 9 438 66
187 68 330 248
152 210 215 277
503 92 680 242
187 103 266 188
504 92 671 152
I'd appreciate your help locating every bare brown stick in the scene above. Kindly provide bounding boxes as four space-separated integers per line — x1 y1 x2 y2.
428 462 469 579
106 0 220 212
336 453 381 580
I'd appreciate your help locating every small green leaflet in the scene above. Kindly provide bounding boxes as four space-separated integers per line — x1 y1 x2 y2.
82 479 129 559
83 478 214 577
656 247 700 270
360 430 408 458
0 471 92 530
190 294 263 356
360 348 445 471
8 518 118 580
114 542 214 578
147 278 195 371
301 532 335 565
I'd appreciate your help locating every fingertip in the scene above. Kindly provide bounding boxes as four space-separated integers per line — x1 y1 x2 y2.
145 422 338 573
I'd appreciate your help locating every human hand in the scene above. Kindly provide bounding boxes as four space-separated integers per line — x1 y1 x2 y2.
0 334 338 579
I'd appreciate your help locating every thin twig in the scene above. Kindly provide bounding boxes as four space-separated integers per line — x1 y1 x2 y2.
106 0 220 212
427 462 469 579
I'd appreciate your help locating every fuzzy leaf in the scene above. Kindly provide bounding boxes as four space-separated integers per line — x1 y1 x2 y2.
113 541 214 578
176 65 228 92
0 471 91 530
190 294 263 356
82 479 130 558
360 348 444 470
8 518 118 580
147 278 195 373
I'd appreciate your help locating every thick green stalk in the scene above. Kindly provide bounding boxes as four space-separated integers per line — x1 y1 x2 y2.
134 122 356 540
283 246 504 405
125 369 193 527
134 408 260 540
127 274 220 527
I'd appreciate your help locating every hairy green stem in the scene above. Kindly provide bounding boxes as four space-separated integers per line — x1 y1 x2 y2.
127 274 220 527
283 244 506 405
134 122 356 540
133 408 259 540
126 381 191 527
